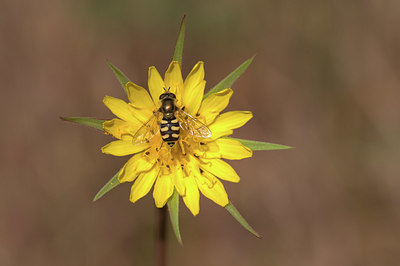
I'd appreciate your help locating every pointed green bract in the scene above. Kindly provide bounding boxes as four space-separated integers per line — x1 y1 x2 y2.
172 15 186 67
167 189 182 244
225 201 261 238
203 56 255 100
230 137 293 151
107 61 131 95
60 116 105 131
93 170 121 202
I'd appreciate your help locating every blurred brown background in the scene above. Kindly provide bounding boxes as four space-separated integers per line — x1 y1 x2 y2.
1 0 400 265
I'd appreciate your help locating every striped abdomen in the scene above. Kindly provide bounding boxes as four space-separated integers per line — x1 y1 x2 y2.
160 116 180 147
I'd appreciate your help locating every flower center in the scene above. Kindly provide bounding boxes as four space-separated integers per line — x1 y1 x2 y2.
142 128 217 176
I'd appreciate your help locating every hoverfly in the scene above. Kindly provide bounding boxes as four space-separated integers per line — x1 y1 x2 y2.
132 88 211 147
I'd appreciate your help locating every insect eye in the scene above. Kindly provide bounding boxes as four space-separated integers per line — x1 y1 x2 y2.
159 94 166 100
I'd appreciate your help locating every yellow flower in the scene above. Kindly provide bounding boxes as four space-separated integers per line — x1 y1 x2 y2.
101 61 253 216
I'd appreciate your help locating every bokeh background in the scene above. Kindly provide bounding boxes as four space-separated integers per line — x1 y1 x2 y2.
1 0 400 265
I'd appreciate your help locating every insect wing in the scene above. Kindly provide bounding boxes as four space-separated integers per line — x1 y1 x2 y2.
176 109 212 138
132 113 161 144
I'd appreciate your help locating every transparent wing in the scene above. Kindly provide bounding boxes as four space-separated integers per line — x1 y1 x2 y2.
132 112 161 144
176 109 212 138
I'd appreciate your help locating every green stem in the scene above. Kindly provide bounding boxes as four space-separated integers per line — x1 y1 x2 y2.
155 207 167 266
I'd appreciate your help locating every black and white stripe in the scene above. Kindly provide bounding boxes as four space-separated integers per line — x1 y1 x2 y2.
160 116 180 147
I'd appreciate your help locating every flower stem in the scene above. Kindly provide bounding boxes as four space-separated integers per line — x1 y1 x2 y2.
155 206 167 266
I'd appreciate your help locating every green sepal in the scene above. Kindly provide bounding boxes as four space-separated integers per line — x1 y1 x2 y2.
172 15 186 67
167 189 183 245
60 116 105 131
93 169 121 202
203 56 255 100
225 201 261 238
229 137 293 151
107 61 131 95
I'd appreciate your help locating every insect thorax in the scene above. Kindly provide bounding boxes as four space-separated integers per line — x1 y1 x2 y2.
160 98 176 118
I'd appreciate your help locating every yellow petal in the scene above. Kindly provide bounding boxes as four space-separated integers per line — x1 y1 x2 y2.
153 174 174 208
103 96 141 124
184 61 205 90
101 140 149 156
182 62 205 115
197 88 233 125
164 61 183 104
182 176 200 216
118 153 155 183
208 111 253 139
126 81 155 109
130 165 159 204
193 140 221 159
182 80 206 115
216 138 253 160
200 159 240 183
196 171 229 207
148 66 165 105
173 163 186 196
102 118 141 140
181 156 201 215
127 104 154 125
